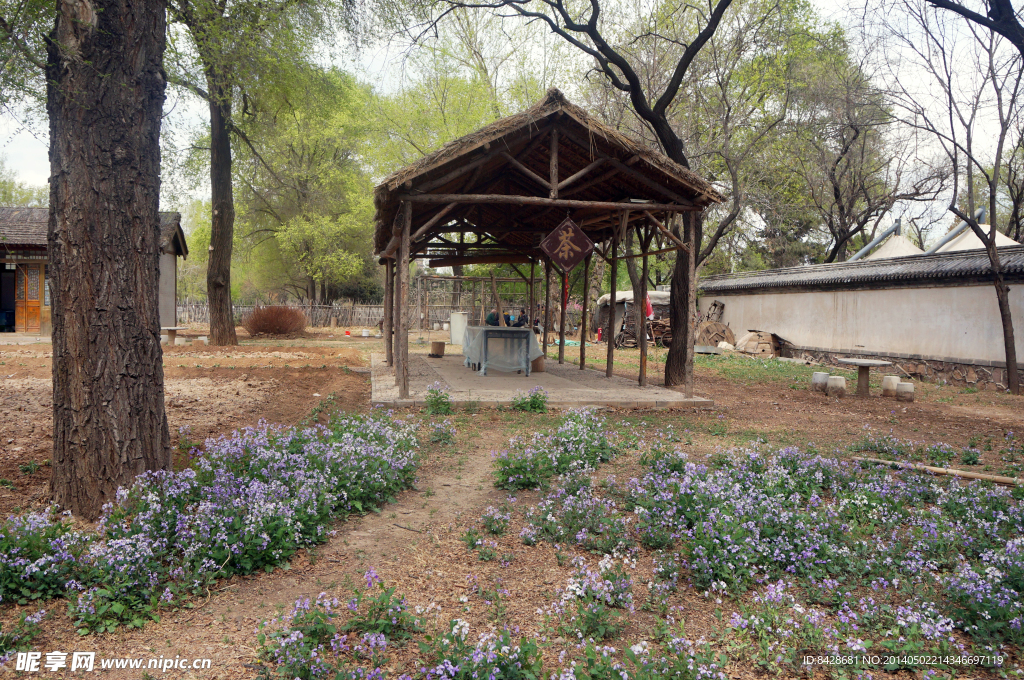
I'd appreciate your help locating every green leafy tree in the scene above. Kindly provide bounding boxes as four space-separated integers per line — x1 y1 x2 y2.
234 68 376 303
0 155 46 206
164 0 342 344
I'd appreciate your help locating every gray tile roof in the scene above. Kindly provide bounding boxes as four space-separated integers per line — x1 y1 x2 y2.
0 207 186 256
700 246 1024 294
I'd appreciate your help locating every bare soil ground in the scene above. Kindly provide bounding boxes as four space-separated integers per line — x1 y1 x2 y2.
0 336 1021 678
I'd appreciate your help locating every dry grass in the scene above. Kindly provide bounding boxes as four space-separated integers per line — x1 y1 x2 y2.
241 306 308 336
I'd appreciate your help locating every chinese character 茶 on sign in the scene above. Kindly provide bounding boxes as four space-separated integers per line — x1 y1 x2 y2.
539 218 593 273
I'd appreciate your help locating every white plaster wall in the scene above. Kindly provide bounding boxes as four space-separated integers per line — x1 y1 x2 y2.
159 252 177 328
699 284 1024 365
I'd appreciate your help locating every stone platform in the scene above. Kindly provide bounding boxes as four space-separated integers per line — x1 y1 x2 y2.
370 351 713 410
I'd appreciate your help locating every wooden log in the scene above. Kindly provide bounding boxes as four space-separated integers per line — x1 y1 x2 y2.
400 193 697 212
639 225 651 387
549 127 559 199
428 255 533 267
490 273 506 327
384 259 394 366
609 159 694 207
558 267 567 364
413 147 502 193
642 211 689 251
606 217 621 378
499 152 551 190
528 260 535 333
580 253 590 370
543 258 551 357
558 158 605 192
852 456 1023 487
397 201 411 398
410 202 458 242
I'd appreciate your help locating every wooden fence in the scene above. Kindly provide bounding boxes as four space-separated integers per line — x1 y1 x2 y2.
177 300 582 332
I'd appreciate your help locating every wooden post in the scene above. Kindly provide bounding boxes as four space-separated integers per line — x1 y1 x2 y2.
607 213 625 378
491 273 507 327
549 127 559 198
558 267 567 365
384 259 394 367
639 224 651 387
397 201 411 398
543 259 551 356
478 280 486 325
580 253 590 370
416 276 423 331
528 260 535 329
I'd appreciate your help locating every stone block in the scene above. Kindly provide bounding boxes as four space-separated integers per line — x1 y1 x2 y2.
881 375 900 397
896 382 915 402
811 372 830 393
826 376 846 398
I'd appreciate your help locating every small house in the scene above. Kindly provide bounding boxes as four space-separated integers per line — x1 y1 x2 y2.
0 208 188 334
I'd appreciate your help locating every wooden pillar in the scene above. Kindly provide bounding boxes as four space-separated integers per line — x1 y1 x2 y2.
528 260 535 329
549 128 559 198
397 201 411 398
558 267 567 365
543 259 551 356
606 213 625 378
580 253 590 370
383 259 394 367
478 280 486 325
639 225 651 387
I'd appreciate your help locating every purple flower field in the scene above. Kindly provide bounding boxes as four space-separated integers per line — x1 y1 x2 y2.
259 413 1024 679
0 409 419 635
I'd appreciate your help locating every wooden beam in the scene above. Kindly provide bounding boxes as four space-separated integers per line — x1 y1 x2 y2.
499 151 551 191
561 167 620 198
413 147 502 194
410 202 459 242
557 158 605 192
642 210 689 251
400 193 698 212
428 255 533 268
608 159 695 207
615 245 685 260
549 127 559 199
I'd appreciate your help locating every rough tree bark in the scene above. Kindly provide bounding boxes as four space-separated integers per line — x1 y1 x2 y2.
207 86 238 345
46 0 171 520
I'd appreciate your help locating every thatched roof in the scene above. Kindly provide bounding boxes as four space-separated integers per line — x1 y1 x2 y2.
373 88 723 258
0 207 188 258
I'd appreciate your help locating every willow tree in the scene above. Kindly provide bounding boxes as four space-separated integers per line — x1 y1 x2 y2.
165 0 339 344
1 0 170 518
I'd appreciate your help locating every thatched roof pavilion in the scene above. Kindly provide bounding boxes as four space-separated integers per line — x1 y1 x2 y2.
374 88 722 397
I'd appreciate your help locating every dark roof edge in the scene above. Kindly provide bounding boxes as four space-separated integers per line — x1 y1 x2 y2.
699 246 1024 294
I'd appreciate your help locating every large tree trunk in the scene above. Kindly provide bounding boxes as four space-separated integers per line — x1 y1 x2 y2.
984 244 1021 394
207 87 237 345
46 0 171 520
665 213 700 394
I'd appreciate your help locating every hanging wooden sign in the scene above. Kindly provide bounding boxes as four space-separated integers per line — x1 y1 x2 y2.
540 217 594 273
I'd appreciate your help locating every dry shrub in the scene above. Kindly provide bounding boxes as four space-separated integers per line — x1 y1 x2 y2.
242 306 308 336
